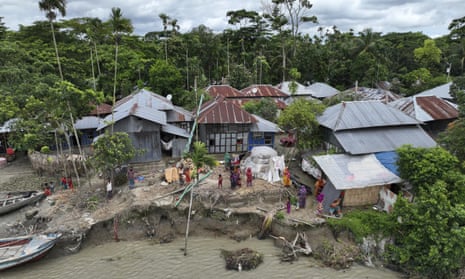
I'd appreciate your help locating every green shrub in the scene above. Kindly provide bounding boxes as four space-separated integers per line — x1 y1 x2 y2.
40 146 50 154
275 211 285 220
326 209 393 243
86 196 99 211
290 195 298 206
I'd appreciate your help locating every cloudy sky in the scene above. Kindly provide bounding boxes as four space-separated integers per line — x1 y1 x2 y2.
2 0 465 38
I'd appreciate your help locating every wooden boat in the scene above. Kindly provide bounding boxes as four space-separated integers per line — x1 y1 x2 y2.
0 191 45 215
0 233 62 271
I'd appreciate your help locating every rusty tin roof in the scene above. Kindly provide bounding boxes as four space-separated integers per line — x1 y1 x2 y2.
198 97 257 124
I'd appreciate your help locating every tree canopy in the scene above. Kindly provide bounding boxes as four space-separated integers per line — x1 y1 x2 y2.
387 145 465 279
277 98 325 149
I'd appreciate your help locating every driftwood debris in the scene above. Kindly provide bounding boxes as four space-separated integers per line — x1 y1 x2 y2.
270 232 312 262
256 206 315 227
287 217 315 227
220 248 263 271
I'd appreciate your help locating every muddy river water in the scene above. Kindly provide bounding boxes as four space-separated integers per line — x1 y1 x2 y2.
0 236 402 279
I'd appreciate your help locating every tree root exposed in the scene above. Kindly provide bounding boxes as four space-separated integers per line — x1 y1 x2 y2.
270 232 312 262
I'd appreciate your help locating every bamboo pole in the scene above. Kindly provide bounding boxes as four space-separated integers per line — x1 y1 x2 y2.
184 179 196 256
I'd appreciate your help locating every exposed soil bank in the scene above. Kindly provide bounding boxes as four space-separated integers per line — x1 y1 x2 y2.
0 153 362 269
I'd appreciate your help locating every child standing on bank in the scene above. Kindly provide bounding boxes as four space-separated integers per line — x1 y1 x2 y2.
218 174 223 189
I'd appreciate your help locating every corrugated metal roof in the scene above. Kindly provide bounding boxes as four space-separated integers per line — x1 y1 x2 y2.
205 85 245 98
89 103 113 116
166 107 193 122
276 81 315 96
250 114 281 132
308 82 340 98
342 87 401 103
161 124 190 138
285 95 319 105
416 96 458 120
115 89 174 111
318 101 420 131
198 97 257 124
95 89 191 134
241 84 288 98
334 126 437 155
0 118 17 133
312 153 403 190
415 82 453 99
74 116 103 130
388 96 458 122
97 105 167 131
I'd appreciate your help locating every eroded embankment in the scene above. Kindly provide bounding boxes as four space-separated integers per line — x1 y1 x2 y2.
45 195 361 271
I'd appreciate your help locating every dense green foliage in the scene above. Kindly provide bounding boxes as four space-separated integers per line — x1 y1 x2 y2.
2 6 464 154
387 146 465 278
438 77 465 162
242 98 278 122
328 146 465 278
387 181 465 279
277 98 325 149
326 210 393 243
1 10 464 116
91 131 136 173
396 145 460 193
183 141 217 177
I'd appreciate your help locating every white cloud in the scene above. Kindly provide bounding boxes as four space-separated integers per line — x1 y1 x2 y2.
1 0 464 38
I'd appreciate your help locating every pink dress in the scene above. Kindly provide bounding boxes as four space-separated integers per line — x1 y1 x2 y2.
246 168 253 186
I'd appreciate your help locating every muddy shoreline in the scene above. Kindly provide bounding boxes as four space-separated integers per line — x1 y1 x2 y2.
0 153 363 269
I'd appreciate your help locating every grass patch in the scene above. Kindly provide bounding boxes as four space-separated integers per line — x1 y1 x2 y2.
326 209 393 243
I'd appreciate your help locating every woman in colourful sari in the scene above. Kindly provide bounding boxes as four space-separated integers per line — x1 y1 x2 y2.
283 167 291 187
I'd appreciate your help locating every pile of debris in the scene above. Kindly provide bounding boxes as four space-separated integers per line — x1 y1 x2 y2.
220 248 263 271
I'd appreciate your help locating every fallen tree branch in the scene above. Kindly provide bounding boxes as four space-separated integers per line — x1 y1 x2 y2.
256 206 285 213
287 217 315 227
270 232 312 262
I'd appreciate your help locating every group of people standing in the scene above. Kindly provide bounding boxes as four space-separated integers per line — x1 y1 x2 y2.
41 176 72 197
60 176 74 190
224 166 254 190
222 152 253 190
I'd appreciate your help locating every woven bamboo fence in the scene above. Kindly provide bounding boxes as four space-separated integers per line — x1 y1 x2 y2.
343 185 384 207
29 151 88 177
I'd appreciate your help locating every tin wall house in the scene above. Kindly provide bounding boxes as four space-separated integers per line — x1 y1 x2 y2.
317 100 437 155
96 89 192 163
197 97 257 154
313 153 403 209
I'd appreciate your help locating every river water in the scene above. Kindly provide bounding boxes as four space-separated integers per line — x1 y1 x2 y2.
0 236 402 279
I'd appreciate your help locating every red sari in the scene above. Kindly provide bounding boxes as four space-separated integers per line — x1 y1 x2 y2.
246 168 253 187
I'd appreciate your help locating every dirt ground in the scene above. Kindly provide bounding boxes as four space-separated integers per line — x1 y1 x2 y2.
0 151 325 239
0 152 364 270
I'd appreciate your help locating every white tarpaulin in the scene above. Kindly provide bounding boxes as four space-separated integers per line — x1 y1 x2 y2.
241 146 285 183
312 154 403 190
301 157 321 179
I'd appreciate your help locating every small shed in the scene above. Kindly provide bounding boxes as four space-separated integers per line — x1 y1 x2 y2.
248 114 281 151
313 153 403 210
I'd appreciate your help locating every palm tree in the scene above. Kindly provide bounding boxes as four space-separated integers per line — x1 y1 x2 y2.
86 18 104 79
38 0 77 185
159 13 170 61
170 18 180 35
182 141 216 256
350 28 383 59
38 0 66 80
108 7 133 133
